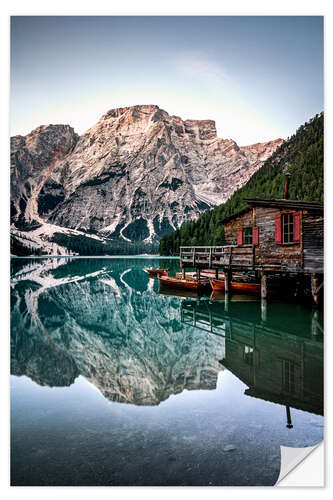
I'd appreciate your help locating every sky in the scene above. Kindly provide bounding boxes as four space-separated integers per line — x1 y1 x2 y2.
10 16 323 146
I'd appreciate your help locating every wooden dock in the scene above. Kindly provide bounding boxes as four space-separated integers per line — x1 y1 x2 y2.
180 197 324 304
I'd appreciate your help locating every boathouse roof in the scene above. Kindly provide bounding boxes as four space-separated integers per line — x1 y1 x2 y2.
221 198 323 224
244 198 324 211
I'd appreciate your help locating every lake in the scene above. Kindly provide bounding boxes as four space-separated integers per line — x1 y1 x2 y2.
10 257 324 486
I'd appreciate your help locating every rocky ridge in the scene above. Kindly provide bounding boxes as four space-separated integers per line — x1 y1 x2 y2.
11 105 283 255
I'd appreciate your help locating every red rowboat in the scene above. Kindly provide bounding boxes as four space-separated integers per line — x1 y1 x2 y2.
210 278 260 295
176 270 245 280
209 278 225 291
145 268 169 277
231 281 261 294
159 275 211 291
175 271 225 279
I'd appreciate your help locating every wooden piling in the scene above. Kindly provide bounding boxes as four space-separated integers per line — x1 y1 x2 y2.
311 273 320 305
261 271 267 299
224 270 231 294
311 310 319 336
261 297 267 322
224 292 230 312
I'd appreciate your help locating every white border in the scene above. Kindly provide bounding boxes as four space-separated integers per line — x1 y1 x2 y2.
1 1 331 497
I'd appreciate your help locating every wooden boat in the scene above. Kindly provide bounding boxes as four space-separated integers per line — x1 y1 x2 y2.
175 272 207 279
210 278 225 291
145 268 168 277
210 278 260 295
176 271 197 279
159 275 211 292
202 269 226 276
175 271 226 279
231 281 261 294
203 269 245 278
176 270 246 280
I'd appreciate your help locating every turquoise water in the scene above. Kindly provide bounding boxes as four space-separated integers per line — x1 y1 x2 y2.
10 257 323 486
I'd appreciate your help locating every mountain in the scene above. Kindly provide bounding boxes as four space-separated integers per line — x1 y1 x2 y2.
10 105 283 256
159 112 323 255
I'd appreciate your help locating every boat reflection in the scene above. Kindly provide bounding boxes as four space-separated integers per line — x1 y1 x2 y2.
158 287 200 300
180 298 323 418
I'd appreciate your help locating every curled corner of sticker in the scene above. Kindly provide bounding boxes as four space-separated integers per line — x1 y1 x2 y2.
276 442 324 486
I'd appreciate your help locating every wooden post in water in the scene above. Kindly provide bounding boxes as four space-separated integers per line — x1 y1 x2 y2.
311 310 320 336
261 271 267 299
182 268 186 279
261 297 267 322
215 268 218 279
311 273 320 306
224 292 230 312
224 270 231 294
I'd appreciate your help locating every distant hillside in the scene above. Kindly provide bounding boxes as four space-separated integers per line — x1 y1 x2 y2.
159 112 323 255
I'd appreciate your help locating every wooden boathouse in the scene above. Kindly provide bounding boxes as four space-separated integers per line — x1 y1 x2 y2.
180 197 324 304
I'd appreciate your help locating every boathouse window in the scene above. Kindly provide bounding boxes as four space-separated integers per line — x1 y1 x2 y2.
243 227 253 245
282 213 294 243
237 226 259 246
275 211 301 244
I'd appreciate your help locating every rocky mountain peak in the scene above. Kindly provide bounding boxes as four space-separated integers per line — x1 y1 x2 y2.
10 105 283 255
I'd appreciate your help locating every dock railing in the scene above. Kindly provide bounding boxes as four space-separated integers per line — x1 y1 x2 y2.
180 245 255 269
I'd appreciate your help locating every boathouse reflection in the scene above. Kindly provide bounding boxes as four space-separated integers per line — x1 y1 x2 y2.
180 298 323 418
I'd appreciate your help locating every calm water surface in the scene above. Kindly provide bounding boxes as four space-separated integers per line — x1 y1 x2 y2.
10 257 324 486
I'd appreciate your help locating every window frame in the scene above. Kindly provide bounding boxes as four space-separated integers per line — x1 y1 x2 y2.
243 226 253 245
282 212 294 244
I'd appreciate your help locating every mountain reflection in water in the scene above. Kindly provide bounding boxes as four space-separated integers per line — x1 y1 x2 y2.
11 258 223 405
10 257 324 486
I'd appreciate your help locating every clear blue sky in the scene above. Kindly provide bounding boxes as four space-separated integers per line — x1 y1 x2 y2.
10 16 323 146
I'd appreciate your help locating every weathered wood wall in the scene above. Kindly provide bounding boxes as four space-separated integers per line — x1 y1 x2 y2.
303 212 324 273
254 206 302 270
224 206 303 270
224 210 253 245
